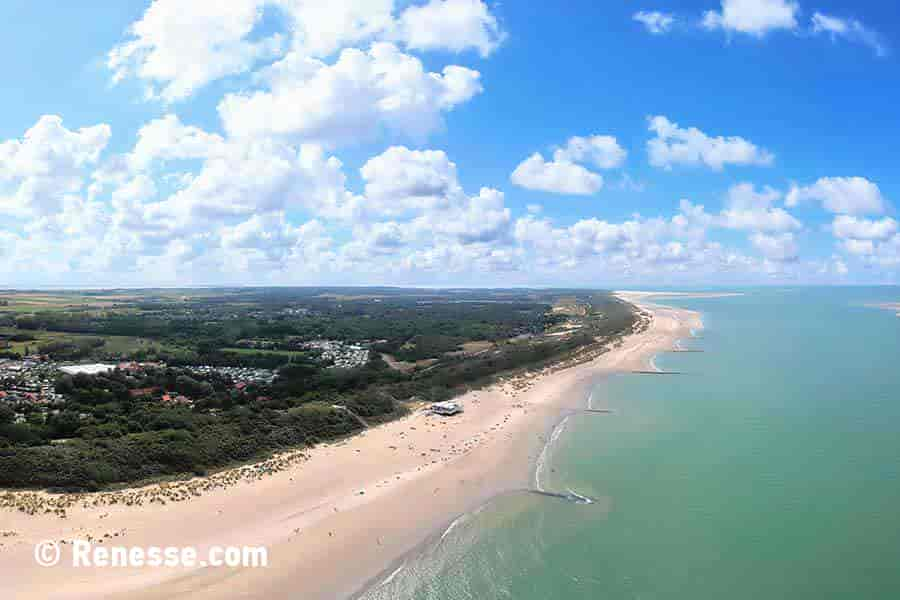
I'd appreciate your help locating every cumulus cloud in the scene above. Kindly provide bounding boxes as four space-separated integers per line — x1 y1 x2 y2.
0 117 888 285
702 0 799 37
786 177 888 215
511 201 750 277
830 215 898 259
556 135 628 169
396 0 506 57
719 183 800 232
638 3 884 60
108 0 504 102
112 137 360 244
721 206 800 233
510 153 604 196
277 0 395 57
108 0 284 102
128 114 226 170
831 215 898 241
360 146 462 217
811 12 888 57
220 213 333 271
218 43 482 146
0 115 111 216
722 182 782 210
633 11 676 34
359 146 511 243
510 135 626 195
840 238 874 256
750 232 799 262
647 116 774 170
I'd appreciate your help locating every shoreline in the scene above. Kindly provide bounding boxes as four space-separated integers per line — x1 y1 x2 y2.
2 293 704 600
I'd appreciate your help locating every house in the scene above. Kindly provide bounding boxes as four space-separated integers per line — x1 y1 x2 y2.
431 401 463 416
161 393 192 405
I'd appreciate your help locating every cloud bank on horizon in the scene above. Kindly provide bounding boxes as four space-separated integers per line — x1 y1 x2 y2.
0 0 897 286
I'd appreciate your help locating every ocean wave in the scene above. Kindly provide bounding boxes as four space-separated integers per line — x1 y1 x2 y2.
377 564 406 588
534 415 570 491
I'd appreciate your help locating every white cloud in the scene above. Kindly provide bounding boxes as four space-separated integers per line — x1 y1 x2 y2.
396 0 505 57
786 177 888 215
841 238 874 256
647 115 774 170
218 42 482 146
512 200 740 275
359 146 510 243
830 215 899 261
114 138 360 241
510 134 625 195
510 153 604 196
633 11 676 34
360 146 462 217
108 0 284 102
128 114 226 170
277 0 395 57
0 115 111 216
811 12 888 57
430 186 510 244
221 213 332 269
722 207 800 232
276 0 504 58
108 0 504 102
556 135 627 169
719 183 800 232
702 0 799 37
722 182 781 210
750 232 798 262
831 215 898 241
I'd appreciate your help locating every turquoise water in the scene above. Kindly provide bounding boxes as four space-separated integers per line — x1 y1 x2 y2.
361 288 900 599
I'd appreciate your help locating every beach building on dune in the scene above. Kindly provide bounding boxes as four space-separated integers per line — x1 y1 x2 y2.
431 401 463 416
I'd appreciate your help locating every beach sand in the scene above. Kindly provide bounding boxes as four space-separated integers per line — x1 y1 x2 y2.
1 293 702 600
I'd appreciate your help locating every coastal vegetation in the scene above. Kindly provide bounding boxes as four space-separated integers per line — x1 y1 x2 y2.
0 288 635 491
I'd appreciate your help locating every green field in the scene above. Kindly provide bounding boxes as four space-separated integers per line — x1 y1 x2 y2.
222 347 310 358
0 327 174 358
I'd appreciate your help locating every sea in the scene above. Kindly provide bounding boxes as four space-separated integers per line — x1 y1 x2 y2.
360 287 900 600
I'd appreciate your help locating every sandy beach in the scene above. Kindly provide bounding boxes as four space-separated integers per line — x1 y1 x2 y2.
1 293 703 600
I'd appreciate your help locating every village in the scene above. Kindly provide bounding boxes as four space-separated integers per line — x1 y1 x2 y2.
0 356 281 423
0 336 377 421
232 338 372 370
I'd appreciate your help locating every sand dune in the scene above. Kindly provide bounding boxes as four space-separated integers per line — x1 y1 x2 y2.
1 294 701 600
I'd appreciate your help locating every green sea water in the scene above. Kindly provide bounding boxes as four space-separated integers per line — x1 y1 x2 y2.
360 288 900 600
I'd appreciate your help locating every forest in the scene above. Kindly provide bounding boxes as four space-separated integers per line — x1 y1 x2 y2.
0 288 636 490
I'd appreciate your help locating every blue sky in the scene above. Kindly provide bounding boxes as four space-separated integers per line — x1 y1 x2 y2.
0 0 898 287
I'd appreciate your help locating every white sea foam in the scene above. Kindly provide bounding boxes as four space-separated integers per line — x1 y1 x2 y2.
565 489 594 505
378 564 405 587
440 513 467 543
535 415 570 491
